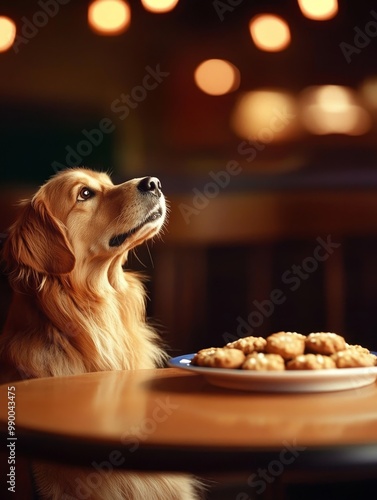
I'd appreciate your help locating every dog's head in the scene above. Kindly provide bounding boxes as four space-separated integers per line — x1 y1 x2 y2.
4 168 167 276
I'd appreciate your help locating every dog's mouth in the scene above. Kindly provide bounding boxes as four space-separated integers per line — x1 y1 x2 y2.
109 208 163 248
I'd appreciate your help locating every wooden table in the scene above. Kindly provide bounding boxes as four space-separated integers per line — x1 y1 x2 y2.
2 367 377 478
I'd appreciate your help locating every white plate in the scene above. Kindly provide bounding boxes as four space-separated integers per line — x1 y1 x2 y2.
168 353 377 393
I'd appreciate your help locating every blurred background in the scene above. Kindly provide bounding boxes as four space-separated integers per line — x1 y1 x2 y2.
1 0 377 356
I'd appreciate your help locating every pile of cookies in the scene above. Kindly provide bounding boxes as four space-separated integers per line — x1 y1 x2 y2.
191 332 377 370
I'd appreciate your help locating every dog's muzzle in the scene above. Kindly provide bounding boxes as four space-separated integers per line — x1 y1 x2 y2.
109 177 165 248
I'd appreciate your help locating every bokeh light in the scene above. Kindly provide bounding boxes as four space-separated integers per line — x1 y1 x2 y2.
141 0 179 13
300 85 371 135
249 14 291 52
360 76 377 111
231 89 299 141
0 16 16 53
297 0 338 21
194 59 240 96
88 0 131 35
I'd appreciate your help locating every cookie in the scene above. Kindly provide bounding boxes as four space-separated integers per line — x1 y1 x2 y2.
242 352 285 371
305 332 346 355
192 347 245 369
331 349 377 368
345 344 371 355
286 354 336 370
191 332 374 372
226 336 267 354
265 331 305 360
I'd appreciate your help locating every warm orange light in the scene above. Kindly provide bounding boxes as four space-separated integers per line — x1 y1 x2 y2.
0 16 16 53
231 89 299 141
88 0 131 35
297 0 338 20
249 14 291 52
194 59 240 96
360 77 377 110
300 85 371 135
141 0 179 13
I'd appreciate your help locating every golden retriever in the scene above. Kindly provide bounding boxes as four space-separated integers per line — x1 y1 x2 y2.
0 168 199 500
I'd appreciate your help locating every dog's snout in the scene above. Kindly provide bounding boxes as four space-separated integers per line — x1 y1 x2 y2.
137 177 162 197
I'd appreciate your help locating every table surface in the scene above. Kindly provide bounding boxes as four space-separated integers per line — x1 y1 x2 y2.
2 368 377 473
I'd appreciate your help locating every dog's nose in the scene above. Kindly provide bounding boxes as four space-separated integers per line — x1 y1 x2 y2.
137 177 162 197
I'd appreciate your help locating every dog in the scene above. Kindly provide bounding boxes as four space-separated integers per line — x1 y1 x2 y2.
0 168 199 499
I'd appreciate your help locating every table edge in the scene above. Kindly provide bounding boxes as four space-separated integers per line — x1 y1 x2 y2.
2 425 377 473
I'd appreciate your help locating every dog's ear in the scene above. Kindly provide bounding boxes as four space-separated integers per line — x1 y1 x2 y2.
5 198 75 275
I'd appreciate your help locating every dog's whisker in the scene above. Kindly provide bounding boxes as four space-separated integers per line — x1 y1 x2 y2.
145 241 155 269
130 247 148 269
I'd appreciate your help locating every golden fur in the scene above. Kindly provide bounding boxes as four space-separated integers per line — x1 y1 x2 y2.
0 168 199 499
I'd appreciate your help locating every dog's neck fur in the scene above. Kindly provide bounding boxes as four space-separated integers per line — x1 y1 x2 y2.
1 256 166 381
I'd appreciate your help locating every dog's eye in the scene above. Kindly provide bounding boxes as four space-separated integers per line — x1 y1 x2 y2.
77 187 95 202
